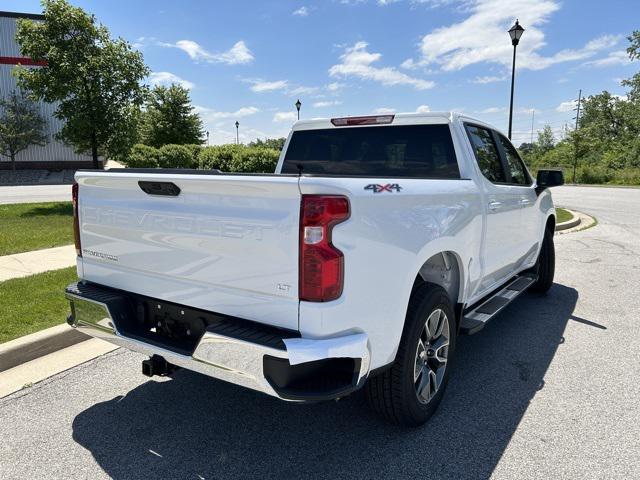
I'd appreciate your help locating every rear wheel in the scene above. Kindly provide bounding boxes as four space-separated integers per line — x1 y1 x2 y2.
530 227 555 293
365 284 456 426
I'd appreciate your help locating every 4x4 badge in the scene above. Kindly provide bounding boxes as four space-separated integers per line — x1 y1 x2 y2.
365 183 402 193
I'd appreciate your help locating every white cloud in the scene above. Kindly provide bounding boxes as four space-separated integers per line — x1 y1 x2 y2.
403 0 620 72
132 36 147 50
475 106 539 115
516 107 541 115
194 105 260 120
293 6 310 16
377 0 457 5
149 71 194 90
556 100 576 112
411 0 459 6
374 107 397 114
247 79 289 93
163 40 254 65
583 50 632 68
245 80 343 98
416 105 431 113
326 82 345 91
329 41 435 89
273 111 298 122
313 100 343 108
204 125 288 146
472 75 506 84
288 85 320 96
479 106 505 114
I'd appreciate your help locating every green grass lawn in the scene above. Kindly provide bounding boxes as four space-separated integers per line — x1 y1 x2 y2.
556 208 573 224
0 202 73 256
0 267 77 344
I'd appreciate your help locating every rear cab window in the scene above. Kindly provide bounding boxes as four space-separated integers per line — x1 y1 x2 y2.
281 124 460 178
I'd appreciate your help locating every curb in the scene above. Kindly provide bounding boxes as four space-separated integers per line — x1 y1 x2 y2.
0 324 88 373
556 209 581 231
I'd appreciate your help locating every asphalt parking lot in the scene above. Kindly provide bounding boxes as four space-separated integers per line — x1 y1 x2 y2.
1 185 639 479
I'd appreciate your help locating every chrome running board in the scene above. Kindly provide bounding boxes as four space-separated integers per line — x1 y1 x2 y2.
460 273 538 335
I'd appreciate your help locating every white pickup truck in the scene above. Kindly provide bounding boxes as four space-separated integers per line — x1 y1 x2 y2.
65 112 563 426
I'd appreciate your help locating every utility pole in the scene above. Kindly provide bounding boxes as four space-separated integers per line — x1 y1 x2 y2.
572 89 582 184
530 109 535 144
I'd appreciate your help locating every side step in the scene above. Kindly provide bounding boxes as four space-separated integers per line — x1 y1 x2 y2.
460 274 537 335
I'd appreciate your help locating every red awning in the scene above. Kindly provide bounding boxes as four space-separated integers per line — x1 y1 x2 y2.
0 56 47 66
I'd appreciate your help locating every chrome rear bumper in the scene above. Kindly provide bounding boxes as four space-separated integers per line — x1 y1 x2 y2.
65 282 370 401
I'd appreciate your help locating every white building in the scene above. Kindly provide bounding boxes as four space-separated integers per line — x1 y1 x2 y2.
0 10 97 170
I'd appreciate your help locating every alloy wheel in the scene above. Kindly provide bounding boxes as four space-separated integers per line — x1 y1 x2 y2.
413 308 450 404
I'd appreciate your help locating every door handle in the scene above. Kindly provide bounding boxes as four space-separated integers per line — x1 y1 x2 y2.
488 201 502 211
520 198 531 205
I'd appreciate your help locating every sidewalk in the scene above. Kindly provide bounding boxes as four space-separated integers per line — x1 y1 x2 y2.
0 245 76 282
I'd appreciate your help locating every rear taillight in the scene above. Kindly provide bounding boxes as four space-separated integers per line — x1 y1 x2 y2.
300 195 350 302
72 181 81 257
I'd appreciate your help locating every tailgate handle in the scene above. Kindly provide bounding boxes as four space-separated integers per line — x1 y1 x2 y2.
138 181 181 197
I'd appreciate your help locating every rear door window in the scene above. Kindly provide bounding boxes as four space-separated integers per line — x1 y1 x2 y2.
464 124 506 183
281 124 460 178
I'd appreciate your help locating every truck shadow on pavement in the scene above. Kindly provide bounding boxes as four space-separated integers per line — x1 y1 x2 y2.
72 283 578 480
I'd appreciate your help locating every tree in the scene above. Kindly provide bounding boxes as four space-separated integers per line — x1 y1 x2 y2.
0 91 47 170
517 142 534 156
535 125 555 155
14 0 148 168
139 84 204 147
248 137 286 151
519 31 640 185
622 30 640 102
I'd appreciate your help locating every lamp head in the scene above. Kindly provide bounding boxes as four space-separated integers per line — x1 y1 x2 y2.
508 19 525 46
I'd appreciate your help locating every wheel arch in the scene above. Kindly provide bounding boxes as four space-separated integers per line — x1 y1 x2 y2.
411 251 464 305
545 212 556 233
377 250 466 373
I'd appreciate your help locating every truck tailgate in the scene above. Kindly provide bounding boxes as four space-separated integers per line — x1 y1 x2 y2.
76 171 301 331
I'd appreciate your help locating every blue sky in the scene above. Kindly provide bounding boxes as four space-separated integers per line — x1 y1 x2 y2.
5 0 638 145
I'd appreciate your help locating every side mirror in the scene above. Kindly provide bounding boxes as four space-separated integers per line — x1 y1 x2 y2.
536 169 564 194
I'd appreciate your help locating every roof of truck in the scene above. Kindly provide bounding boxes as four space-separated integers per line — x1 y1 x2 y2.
291 111 505 137
293 111 481 128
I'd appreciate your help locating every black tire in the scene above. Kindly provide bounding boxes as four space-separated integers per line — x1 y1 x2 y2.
530 227 555 293
365 284 456 427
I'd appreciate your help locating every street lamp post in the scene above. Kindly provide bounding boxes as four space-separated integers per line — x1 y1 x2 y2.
206 130 210 146
295 99 301 120
507 19 525 140
235 121 239 145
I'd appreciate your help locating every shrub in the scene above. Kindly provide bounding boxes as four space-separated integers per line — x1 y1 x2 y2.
124 144 159 168
183 144 202 166
614 168 640 185
199 144 243 170
577 165 612 184
158 144 196 168
227 147 280 173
